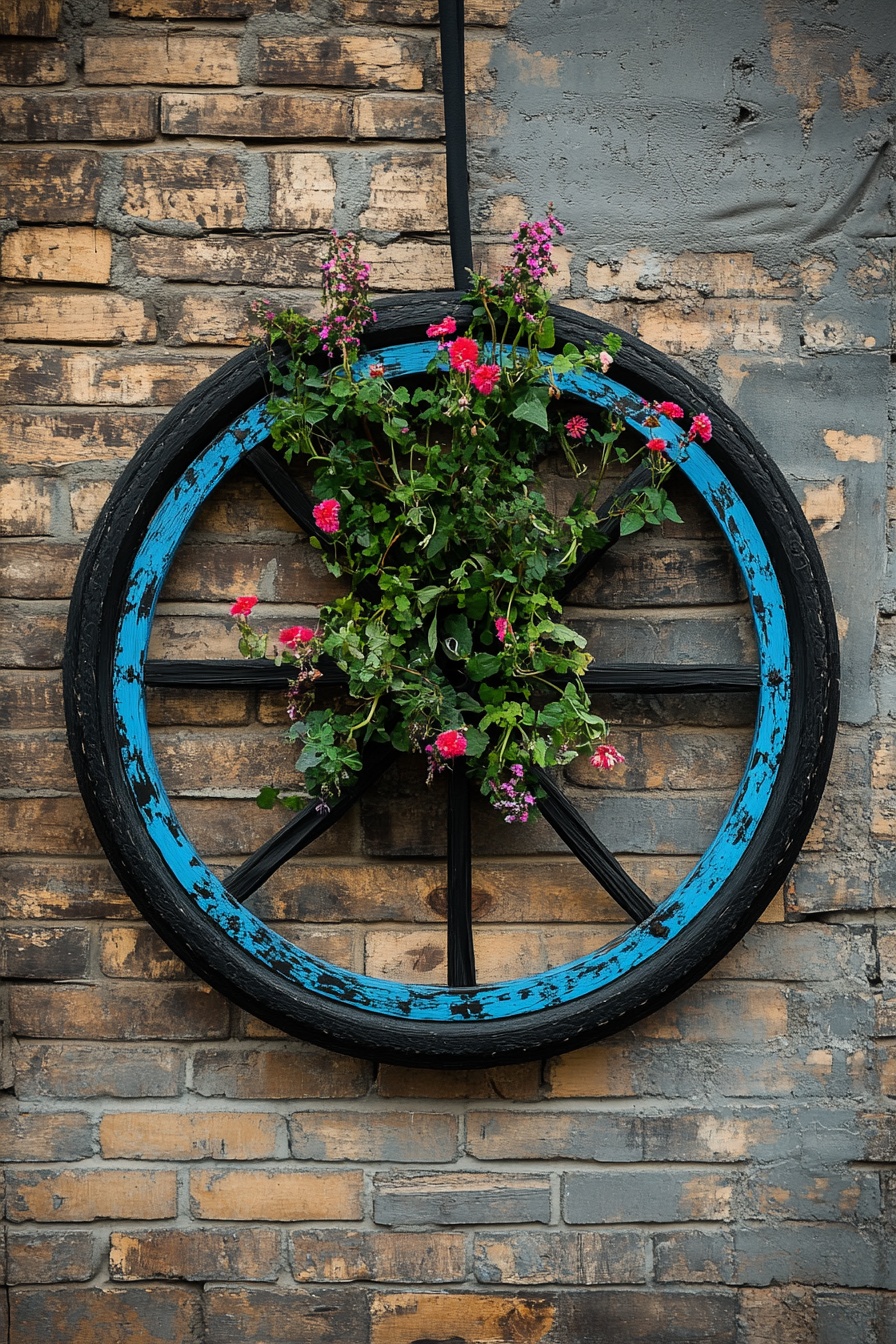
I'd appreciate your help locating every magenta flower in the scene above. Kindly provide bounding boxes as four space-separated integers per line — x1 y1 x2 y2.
230 595 258 618
434 729 467 759
426 316 457 339
656 401 684 419
590 744 626 770
495 617 510 643
279 625 315 649
645 437 667 454
565 415 589 440
313 499 341 534
471 363 501 395
689 413 712 443
447 336 479 373
599 351 613 373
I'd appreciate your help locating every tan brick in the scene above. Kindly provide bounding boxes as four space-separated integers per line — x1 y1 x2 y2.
289 1110 457 1162
360 151 447 231
10 1286 201 1343
0 796 103 854
193 1045 372 1100
100 1110 283 1160
267 152 336 229
0 1109 93 1162
0 409 157 467
0 348 227 406
290 1229 465 1283
146 686 253 727
113 0 280 11
343 0 514 23
70 479 113 531
365 925 615 984
0 289 156 344
0 477 54 536
9 982 230 1039
377 1062 540 1101
0 91 157 142
0 151 102 223
190 1168 363 1221
0 668 64 727
84 35 240 86
0 42 67 86
360 238 452 290
149 724 301 793
7 1167 177 1221
473 1230 647 1285
122 153 248 229
5 1230 99 1284
14 1041 185 1099
354 92 443 139
110 1227 281 1282
586 249 798 301
131 235 320 286
167 291 260 346
635 299 785 355
0 857 133 920
879 1042 896 1096
545 1043 644 1099
370 1292 556 1344
1 0 63 37
0 543 82 598
161 91 350 139
99 925 190 981
258 35 424 89
738 1288 817 1344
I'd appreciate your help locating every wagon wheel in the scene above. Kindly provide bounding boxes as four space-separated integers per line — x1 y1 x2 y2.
63 296 838 1067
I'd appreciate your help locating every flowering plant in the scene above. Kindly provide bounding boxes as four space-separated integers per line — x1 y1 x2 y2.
237 216 711 819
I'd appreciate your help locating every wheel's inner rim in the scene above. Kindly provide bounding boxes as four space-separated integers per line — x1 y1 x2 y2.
112 341 791 1022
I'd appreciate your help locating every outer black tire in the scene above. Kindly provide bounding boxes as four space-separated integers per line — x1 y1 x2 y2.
64 294 839 1067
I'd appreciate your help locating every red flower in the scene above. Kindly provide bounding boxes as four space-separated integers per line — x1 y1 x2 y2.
435 729 467 759
689 412 712 443
368 363 385 378
471 363 501 395
230 595 258 618
494 617 510 643
279 625 315 649
656 401 684 419
645 437 667 453
313 499 341 534
565 415 589 440
426 316 457 339
590 744 625 770
447 336 479 373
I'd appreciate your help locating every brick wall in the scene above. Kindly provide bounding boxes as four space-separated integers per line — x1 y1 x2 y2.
1 0 894 1340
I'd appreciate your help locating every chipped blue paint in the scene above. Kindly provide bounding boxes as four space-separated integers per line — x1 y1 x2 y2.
113 341 790 1021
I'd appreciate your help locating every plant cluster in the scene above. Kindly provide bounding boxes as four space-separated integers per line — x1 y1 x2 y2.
237 218 711 819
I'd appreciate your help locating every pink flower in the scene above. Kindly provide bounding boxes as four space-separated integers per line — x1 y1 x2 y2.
645 437 667 454
279 625 315 649
565 415 589 440
313 499 341 534
426 315 457 339
230 595 258 618
435 729 467 759
599 351 614 373
471 363 501 395
689 412 712 443
590 744 626 770
368 363 385 378
656 401 684 419
447 336 479 373
495 617 510 643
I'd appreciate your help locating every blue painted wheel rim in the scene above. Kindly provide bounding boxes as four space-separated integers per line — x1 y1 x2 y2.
113 342 791 1023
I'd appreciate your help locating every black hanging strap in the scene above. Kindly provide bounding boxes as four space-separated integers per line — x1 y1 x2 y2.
438 0 474 289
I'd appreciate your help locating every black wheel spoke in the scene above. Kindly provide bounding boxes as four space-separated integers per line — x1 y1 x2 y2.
144 657 348 689
573 663 761 694
446 765 476 987
560 462 652 600
532 766 655 924
226 743 396 903
247 444 324 538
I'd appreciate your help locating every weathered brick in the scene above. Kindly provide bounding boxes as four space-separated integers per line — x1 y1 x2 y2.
743 1161 880 1222
147 724 301 792
373 1172 551 1227
0 477 55 535
0 794 100 851
787 854 880 916
342 0 514 23
0 348 227 406
122 153 248 229
640 1108 787 1162
190 1168 363 1221
0 289 156 344
563 1169 734 1224
9 982 230 1039
5 1230 100 1284
0 1108 93 1162
0 543 81 597
267 152 336 229
466 1110 642 1162
473 1230 648 1285
100 1109 283 1160
360 150 447 231
10 1287 201 1343
7 1167 177 1221
0 409 157 467
204 1287 369 1344
289 1110 457 1162
161 91 350 138
354 92 443 139
131 234 321 286
1 0 62 37
376 1062 540 1101
858 1111 896 1161
99 925 191 980
0 151 102 222
0 91 157 142
110 1227 282 1281
732 1222 893 1289
0 925 90 979
14 1042 184 1098
738 1288 819 1344
167 291 260 346
69 479 114 531
653 1229 736 1284
365 925 613 984
290 1229 466 1283
258 35 424 89
0 858 132 919
193 1045 371 1099
0 42 67 86
84 35 241 85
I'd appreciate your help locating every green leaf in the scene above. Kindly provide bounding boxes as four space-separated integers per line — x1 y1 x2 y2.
461 725 489 759
510 395 549 432
443 612 473 657
537 316 555 350
427 612 439 654
467 653 503 681
416 584 445 607
619 511 645 536
256 786 280 810
662 499 684 523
